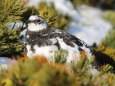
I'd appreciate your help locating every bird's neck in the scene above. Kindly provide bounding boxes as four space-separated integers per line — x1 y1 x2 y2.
27 23 48 32
26 25 51 36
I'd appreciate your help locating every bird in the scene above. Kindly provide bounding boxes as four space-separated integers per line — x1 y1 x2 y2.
25 15 95 65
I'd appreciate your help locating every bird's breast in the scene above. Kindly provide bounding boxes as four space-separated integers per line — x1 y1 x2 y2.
26 44 58 59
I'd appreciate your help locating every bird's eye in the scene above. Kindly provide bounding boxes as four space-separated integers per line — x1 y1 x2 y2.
34 19 41 22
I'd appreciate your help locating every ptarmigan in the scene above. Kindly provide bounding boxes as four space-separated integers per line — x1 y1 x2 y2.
25 15 94 65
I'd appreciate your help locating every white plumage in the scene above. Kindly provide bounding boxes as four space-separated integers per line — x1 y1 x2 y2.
25 15 93 65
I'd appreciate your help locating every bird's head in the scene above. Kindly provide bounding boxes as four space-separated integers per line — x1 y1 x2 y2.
26 15 48 32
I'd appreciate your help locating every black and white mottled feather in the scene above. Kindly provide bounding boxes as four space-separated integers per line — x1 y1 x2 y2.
25 15 97 69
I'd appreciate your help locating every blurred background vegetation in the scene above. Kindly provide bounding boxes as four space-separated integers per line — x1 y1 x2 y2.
70 0 115 9
102 11 115 48
0 0 115 85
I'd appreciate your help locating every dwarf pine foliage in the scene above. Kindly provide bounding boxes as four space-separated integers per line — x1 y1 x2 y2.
0 54 115 86
0 0 115 86
0 0 27 57
0 0 26 27
102 11 115 48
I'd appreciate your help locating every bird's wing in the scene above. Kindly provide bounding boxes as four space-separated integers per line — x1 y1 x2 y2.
48 27 89 48
48 27 93 59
